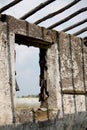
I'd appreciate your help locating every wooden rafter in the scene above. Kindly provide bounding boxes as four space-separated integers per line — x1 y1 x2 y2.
73 27 87 36
20 0 55 20
62 19 87 32
48 7 87 29
34 0 81 24
0 0 22 13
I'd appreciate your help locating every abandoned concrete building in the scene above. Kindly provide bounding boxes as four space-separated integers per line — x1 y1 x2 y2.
0 0 87 130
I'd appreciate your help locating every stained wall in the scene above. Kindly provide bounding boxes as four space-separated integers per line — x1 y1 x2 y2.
0 15 87 129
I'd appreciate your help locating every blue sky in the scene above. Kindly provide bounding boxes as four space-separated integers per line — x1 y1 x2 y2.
0 0 87 96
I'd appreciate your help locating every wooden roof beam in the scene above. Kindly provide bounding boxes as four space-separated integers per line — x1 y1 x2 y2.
73 27 87 36
34 0 81 24
62 18 87 32
0 0 22 13
20 0 55 20
48 7 87 29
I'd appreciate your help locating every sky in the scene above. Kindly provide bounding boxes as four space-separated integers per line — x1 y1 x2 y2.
0 0 87 96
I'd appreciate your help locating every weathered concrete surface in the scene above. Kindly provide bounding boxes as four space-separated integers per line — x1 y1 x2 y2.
7 14 55 47
0 14 87 129
57 32 87 115
47 42 59 109
0 21 15 125
0 14 57 125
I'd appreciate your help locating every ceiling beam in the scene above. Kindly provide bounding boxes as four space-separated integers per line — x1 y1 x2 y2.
0 0 22 13
62 19 87 32
20 0 55 20
73 27 87 36
48 7 87 29
34 0 81 24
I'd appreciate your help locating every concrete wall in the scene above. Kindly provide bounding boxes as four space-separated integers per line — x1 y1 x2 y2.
38 31 87 129
0 14 56 125
0 14 87 129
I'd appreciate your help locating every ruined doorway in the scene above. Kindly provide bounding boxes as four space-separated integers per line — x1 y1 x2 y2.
14 33 49 123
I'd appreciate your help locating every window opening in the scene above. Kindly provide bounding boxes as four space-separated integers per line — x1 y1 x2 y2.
15 44 40 97
15 44 40 121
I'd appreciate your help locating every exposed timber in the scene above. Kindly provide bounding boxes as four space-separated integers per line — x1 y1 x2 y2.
0 0 22 13
34 0 81 24
48 7 87 29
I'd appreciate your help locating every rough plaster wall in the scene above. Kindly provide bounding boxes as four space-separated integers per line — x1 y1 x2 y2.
45 31 87 129
0 15 55 125
0 15 87 129
46 31 87 113
0 21 16 125
47 42 59 109
58 32 87 115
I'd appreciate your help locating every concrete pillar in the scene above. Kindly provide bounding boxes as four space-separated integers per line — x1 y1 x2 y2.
0 21 16 125
46 43 59 109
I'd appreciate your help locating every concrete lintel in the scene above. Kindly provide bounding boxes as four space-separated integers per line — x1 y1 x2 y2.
0 14 57 48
